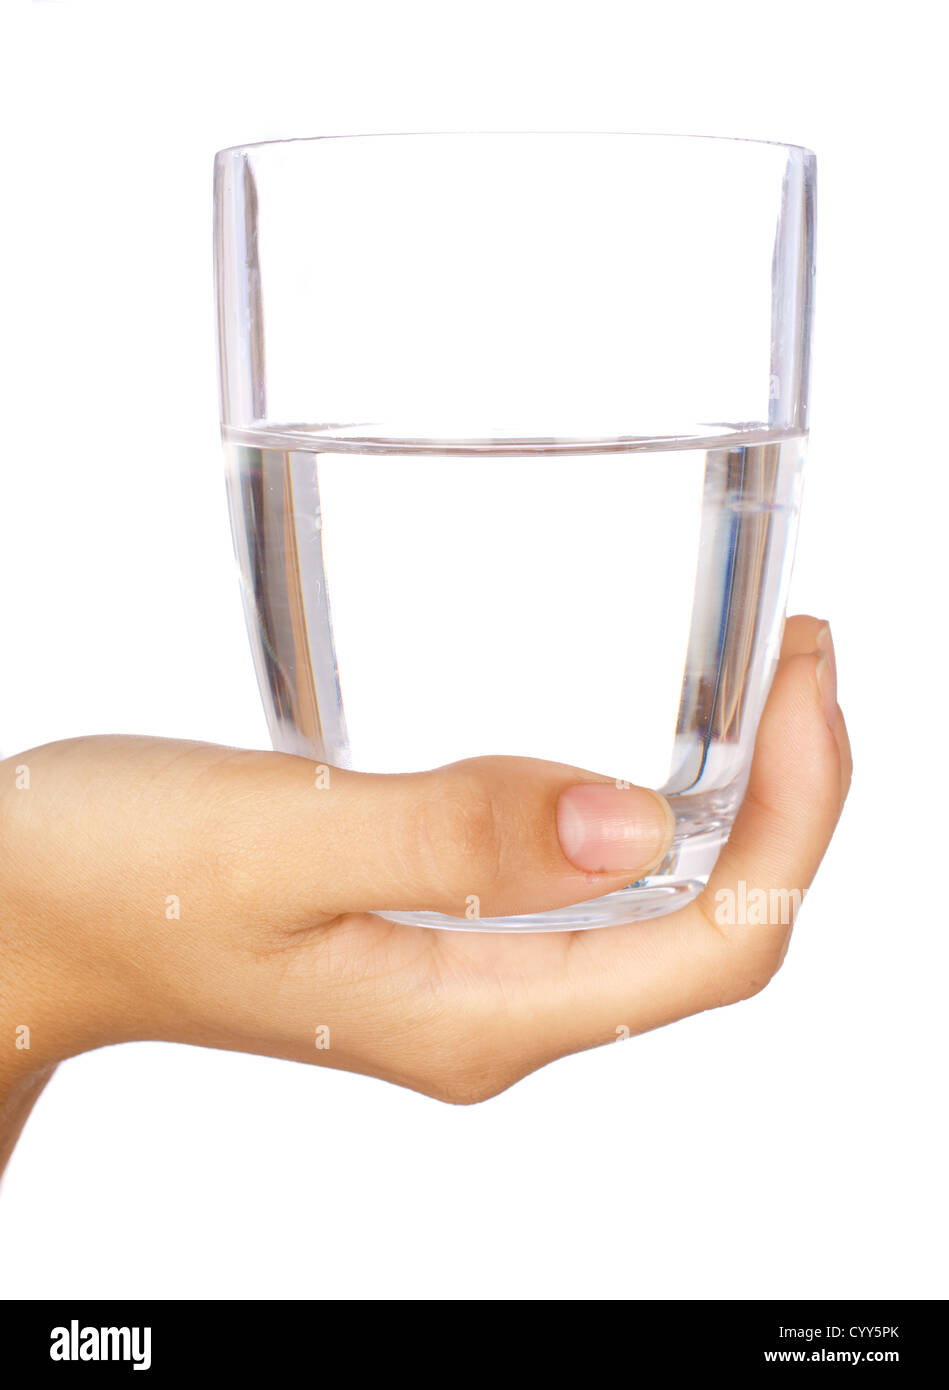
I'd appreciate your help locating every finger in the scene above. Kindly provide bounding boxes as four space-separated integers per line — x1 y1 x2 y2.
781 611 826 659
515 625 849 1058
816 622 853 808
783 615 852 806
211 752 676 922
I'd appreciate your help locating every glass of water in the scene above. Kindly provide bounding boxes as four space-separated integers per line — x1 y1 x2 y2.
214 132 815 932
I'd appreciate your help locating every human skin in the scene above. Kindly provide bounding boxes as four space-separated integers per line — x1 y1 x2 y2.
0 617 849 1171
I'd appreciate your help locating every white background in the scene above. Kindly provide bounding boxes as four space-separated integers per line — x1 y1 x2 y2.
1 0 946 1299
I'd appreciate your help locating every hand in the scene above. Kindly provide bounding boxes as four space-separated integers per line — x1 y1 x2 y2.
0 615 850 1165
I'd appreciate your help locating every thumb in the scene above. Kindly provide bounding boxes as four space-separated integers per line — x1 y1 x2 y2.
221 753 675 922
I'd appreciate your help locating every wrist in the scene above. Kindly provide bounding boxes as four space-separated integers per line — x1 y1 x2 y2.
0 901 137 1173
1 749 144 1079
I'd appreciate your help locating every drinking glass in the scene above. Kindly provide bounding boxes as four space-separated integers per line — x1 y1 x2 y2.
214 132 815 931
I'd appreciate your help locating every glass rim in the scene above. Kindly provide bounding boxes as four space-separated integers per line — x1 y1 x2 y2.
215 128 815 448
214 129 816 162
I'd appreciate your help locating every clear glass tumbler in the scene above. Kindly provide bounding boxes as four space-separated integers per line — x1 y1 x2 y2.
214 132 815 931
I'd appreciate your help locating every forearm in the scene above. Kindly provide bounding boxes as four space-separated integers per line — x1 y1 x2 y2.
0 1060 57 1178
0 945 70 1176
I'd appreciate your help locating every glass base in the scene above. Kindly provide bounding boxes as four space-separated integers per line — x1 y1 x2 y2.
375 877 705 932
